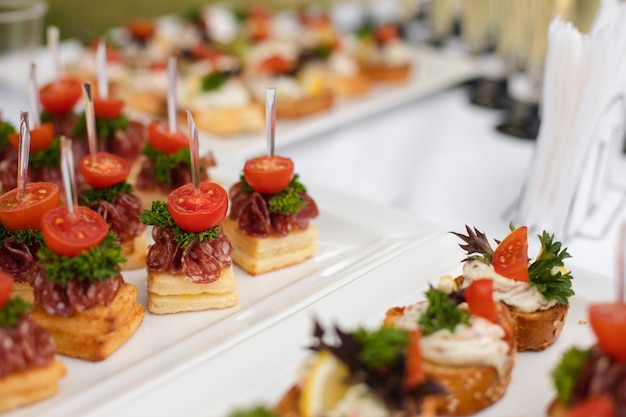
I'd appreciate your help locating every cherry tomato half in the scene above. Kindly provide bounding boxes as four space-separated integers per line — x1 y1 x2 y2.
167 182 228 233
42 206 109 257
7 122 55 153
564 395 615 417
243 155 294 194
375 24 400 43
0 182 60 231
493 226 529 282
39 77 82 115
126 18 156 40
258 55 292 75
465 279 498 323
0 271 13 309
589 302 626 362
403 329 424 389
94 97 125 119
79 152 131 189
148 121 189 154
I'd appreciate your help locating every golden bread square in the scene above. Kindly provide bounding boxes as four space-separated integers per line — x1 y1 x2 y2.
0 358 66 412
147 266 238 314
222 218 319 275
121 232 149 271
31 283 145 362
11 282 33 304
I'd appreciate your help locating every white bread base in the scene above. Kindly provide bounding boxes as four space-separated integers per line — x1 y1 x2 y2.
31 283 145 362
0 358 66 412
121 232 148 271
147 266 238 314
222 218 319 276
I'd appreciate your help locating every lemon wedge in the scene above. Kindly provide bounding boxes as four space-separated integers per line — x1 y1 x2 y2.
300 350 350 417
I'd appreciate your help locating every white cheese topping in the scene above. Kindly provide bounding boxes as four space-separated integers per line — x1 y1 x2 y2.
462 260 557 313
246 39 299 67
328 52 359 76
394 301 511 377
246 75 305 100
179 77 251 109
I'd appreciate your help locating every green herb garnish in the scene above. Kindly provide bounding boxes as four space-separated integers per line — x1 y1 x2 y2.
141 143 191 185
73 112 129 140
0 120 16 150
37 232 125 288
139 200 220 250
239 174 307 215
355 21 375 39
552 346 590 405
311 43 334 59
352 326 410 369
451 225 495 264
0 298 31 327
201 71 229 91
29 136 61 169
528 231 574 304
227 406 278 417
418 287 470 336
0 223 44 247
80 181 134 205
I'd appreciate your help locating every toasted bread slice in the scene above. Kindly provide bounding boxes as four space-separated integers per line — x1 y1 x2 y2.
31 283 145 362
547 398 567 417
384 303 515 415
121 232 148 271
328 72 371 97
222 218 318 275
147 266 238 314
274 89 334 119
0 358 66 412
359 62 411 82
509 302 569 351
11 282 33 304
182 103 264 136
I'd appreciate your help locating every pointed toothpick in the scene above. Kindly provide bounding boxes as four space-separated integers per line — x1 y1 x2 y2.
60 136 78 216
47 26 61 80
17 112 31 199
265 87 276 157
186 109 200 192
28 63 41 127
96 37 109 99
617 222 625 304
167 56 178 135
82 82 98 161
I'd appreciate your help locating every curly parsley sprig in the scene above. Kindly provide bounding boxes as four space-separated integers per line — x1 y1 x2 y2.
239 174 307 215
528 231 574 304
0 298 32 328
0 120 16 151
80 181 134 205
552 346 590 405
29 136 61 169
37 232 125 288
418 287 470 336
141 143 191 185
73 112 129 140
139 200 220 250
0 224 44 247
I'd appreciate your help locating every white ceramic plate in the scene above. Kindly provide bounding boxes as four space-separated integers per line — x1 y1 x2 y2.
67 233 611 417
6 184 442 417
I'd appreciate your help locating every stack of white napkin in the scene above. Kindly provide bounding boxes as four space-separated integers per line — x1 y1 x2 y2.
514 0 626 239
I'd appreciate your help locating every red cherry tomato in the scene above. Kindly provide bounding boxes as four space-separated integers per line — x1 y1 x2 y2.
167 182 229 233
403 329 424 389
493 226 529 282
39 77 82 114
465 279 498 323
42 206 109 257
0 271 13 309
94 97 125 119
0 182 60 231
243 155 295 194
126 18 156 40
375 24 400 43
258 55 292 75
564 395 615 417
589 302 626 362
7 122 55 152
190 43 222 63
148 121 189 154
79 152 131 189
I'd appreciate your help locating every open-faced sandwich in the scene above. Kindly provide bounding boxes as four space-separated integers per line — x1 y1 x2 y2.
547 300 625 416
78 151 147 270
353 22 413 82
453 224 574 351
139 181 237 314
31 205 145 361
222 154 319 275
0 182 60 302
384 281 516 415
133 119 216 209
244 38 334 119
0 271 66 412
274 319 444 417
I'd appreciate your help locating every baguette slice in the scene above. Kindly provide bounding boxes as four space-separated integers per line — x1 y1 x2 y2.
31 283 145 362
0 358 66 412
359 62 411 82
222 218 319 275
182 103 264 136
147 266 238 314
384 303 515 416
509 302 569 351
274 89 334 119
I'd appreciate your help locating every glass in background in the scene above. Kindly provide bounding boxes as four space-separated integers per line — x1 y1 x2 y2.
496 0 574 140
0 0 47 55
459 0 510 109
425 0 460 47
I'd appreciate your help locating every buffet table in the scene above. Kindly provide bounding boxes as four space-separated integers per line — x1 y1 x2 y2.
0 41 623 416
